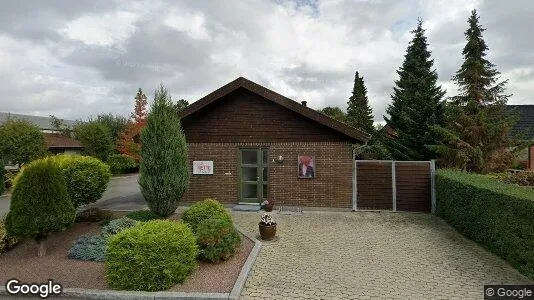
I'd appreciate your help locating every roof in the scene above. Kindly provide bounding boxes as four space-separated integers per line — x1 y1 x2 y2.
507 105 534 140
44 133 83 149
0 112 77 131
180 77 371 142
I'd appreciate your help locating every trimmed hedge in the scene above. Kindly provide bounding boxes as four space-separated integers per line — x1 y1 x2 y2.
5 158 75 238
107 154 138 175
196 217 241 262
181 199 232 233
105 220 198 291
436 169 534 279
51 155 111 208
125 210 161 222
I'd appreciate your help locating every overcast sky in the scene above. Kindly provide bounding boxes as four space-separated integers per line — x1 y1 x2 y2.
1 0 532 123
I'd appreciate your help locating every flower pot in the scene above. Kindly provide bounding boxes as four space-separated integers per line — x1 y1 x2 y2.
259 223 277 240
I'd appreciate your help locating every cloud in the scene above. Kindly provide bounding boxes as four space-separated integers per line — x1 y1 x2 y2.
0 0 532 123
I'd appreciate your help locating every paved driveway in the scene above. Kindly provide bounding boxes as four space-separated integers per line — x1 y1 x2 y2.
92 174 146 211
232 211 532 300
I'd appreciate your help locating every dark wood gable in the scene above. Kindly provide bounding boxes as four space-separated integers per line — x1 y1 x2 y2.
181 87 357 143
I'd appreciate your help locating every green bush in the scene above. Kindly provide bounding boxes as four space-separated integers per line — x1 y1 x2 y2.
139 85 190 217
0 163 4 195
196 217 241 262
1 219 18 254
125 210 161 222
105 220 198 291
102 217 137 236
75 208 114 223
68 234 106 261
74 121 114 162
5 158 75 240
107 154 138 175
436 169 534 279
182 199 232 233
498 171 534 187
50 155 111 208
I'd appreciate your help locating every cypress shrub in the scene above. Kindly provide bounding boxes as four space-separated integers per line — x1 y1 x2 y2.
105 220 198 291
436 169 534 279
181 198 232 233
196 217 241 262
125 210 161 222
5 158 75 256
139 85 189 217
51 155 111 208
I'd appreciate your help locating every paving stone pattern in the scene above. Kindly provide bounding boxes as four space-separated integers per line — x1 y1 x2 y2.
232 211 532 300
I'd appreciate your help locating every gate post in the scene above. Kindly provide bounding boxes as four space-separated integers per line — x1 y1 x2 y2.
352 150 357 211
392 161 397 211
430 160 436 213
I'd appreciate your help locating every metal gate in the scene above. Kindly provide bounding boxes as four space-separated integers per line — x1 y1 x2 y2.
352 160 436 213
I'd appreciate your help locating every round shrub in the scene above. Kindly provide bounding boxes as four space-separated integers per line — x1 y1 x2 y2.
105 220 198 291
126 210 161 222
181 198 232 232
196 217 242 262
107 154 138 175
1 219 18 254
101 217 137 236
51 155 111 208
68 234 106 262
5 158 75 238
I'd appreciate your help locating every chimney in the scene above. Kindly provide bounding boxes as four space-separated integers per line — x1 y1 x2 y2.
301 101 307 107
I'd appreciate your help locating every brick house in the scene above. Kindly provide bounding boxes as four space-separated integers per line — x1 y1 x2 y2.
179 77 370 209
507 105 534 170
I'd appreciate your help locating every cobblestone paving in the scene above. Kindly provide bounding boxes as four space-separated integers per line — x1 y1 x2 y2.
233 211 532 300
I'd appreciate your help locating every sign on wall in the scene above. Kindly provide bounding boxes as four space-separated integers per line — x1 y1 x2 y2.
193 161 214 175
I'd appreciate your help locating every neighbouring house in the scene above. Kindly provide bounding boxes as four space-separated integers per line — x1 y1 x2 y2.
0 112 83 155
178 77 371 209
507 105 534 170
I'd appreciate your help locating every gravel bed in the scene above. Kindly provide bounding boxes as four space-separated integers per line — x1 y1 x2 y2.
0 221 254 293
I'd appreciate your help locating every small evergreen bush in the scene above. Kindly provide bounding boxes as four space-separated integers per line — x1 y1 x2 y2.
196 217 241 262
101 217 137 236
75 208 114 223
0 219 18 254
107 154 138 175
125 210 161 222
105 220 198 291
68 234 106 261
181 198 232 233
5 158 75 256
51 155 111 208
0 161 4 195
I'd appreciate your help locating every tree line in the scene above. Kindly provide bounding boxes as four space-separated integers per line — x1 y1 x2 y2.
318 10 521 173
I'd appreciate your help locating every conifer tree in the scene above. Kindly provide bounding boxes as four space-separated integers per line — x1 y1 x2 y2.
431 10 514 173
347 72 374 133
139 85 189 217
384 19 445 160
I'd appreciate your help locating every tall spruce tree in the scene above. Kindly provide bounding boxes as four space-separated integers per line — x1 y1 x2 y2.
431 10 514 173
384 19 445 160
347 71 374 133
139 85 190 217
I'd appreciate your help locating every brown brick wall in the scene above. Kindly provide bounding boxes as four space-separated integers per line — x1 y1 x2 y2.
182 142 353 209
181 88 354 143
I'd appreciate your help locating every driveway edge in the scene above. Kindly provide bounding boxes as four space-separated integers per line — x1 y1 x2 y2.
0 227 261 300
